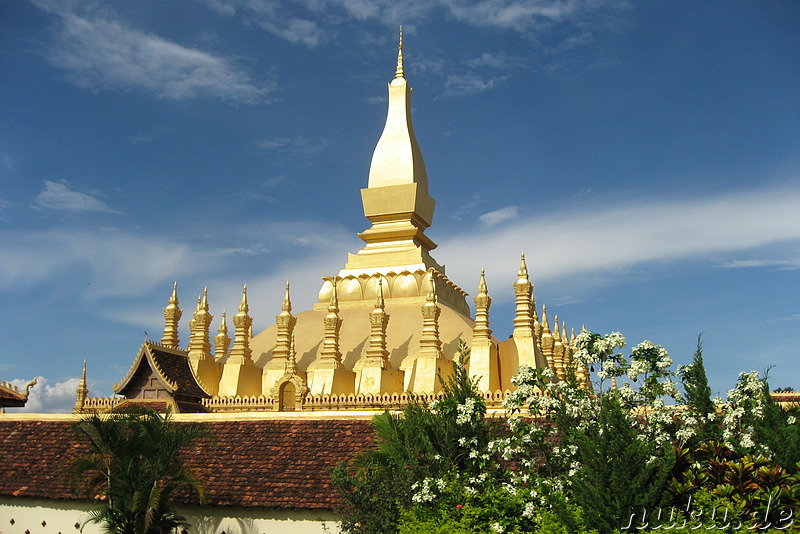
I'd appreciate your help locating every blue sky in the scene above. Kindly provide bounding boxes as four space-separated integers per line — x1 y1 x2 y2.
1 0 798 412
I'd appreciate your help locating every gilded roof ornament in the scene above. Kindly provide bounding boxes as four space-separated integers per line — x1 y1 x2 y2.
282 280 292 313
518 251 529 280
239 284 249 314
395 26 404 80
478 267 488 294
169 281 178 305
218 311 228 335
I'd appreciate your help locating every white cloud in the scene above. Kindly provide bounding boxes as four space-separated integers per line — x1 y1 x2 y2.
254 136 329 156
444 73 505 96
479 206 520 227
443 0 625 33
42 8 269 102
720 259 800 270
196 0 624 46
0 228 216 297
8 376 80 414
438 184 800 299
33 180 119 213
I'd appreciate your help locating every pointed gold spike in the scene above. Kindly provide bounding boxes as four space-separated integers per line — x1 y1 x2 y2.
282 280 292 313
395 26 404 79
218 311 228 334
239 284 249 313
376 278 385 309
518 251 528 279
169 281 178 304
478 267 488 293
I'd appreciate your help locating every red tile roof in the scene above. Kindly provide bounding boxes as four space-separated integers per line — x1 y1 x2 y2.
0 418 376 510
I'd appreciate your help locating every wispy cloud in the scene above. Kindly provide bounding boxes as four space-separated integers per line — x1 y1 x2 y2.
720 259 800 270
439 184 800 298
443 0 626 33
0 228 213 297
33 180 119 214
196 0 625 47
443 73 506 96
478 205 520 227
37 4 269 102
254 136 329 156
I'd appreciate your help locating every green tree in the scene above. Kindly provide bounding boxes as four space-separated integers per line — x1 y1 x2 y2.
679 333 721 443
68 406 211 534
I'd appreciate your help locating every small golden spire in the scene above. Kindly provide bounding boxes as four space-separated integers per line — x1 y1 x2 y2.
478 267 487 293
214 311 230 361
328 278 339 313
426 269 436 302
395 26 404 79
161 281 182 348
201 286 208 309
169 281 178 304
375 278 385 309
218 311 228 335
239 284 249 314
541 304 551 334
282 280 292 313
73 361 88 414
518 251 528 280
554 315 561 340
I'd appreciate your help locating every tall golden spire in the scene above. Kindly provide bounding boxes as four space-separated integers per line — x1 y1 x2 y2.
395 26 404 79
188 287 213 363
273 281 296 363
214 311 231 361
419 270 442 358
73 361 88 413
513 252 534 336
473 268 493 342
366 279 390 363
161 282 182 349
320 280 343 363
344 30 439 274
228 285 253 364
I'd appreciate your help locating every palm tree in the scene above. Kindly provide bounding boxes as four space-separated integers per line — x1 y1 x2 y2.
68 406 211 534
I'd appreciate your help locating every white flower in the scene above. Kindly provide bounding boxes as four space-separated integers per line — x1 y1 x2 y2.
491 523 504 533
523 501 537 518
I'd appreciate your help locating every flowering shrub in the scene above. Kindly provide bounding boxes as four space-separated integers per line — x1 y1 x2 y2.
334 331 800 534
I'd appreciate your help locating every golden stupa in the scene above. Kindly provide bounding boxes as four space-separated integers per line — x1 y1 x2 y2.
78 33 587 415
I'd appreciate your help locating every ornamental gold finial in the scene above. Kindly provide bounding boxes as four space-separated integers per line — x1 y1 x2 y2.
478 268 488 293
395 26 404 79
426 269 435 302
169 281 178 304
282 280 292 313
518 251 528 279
541 304 551 334
239 284 249 313
328 278 339 313
375 278 385 309
218 311 228 335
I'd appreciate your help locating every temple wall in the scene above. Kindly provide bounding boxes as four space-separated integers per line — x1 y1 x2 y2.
0 497 339 534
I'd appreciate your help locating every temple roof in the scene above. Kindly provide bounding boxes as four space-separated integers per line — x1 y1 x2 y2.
0 417 375 509
0 379 35 408
114 341 210 399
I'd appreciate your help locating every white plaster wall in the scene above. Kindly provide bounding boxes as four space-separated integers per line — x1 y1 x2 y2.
0 498 103 534
0 498 340 534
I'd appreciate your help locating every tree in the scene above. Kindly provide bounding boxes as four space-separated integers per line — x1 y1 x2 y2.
679 333 720 443
68 406 211 534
